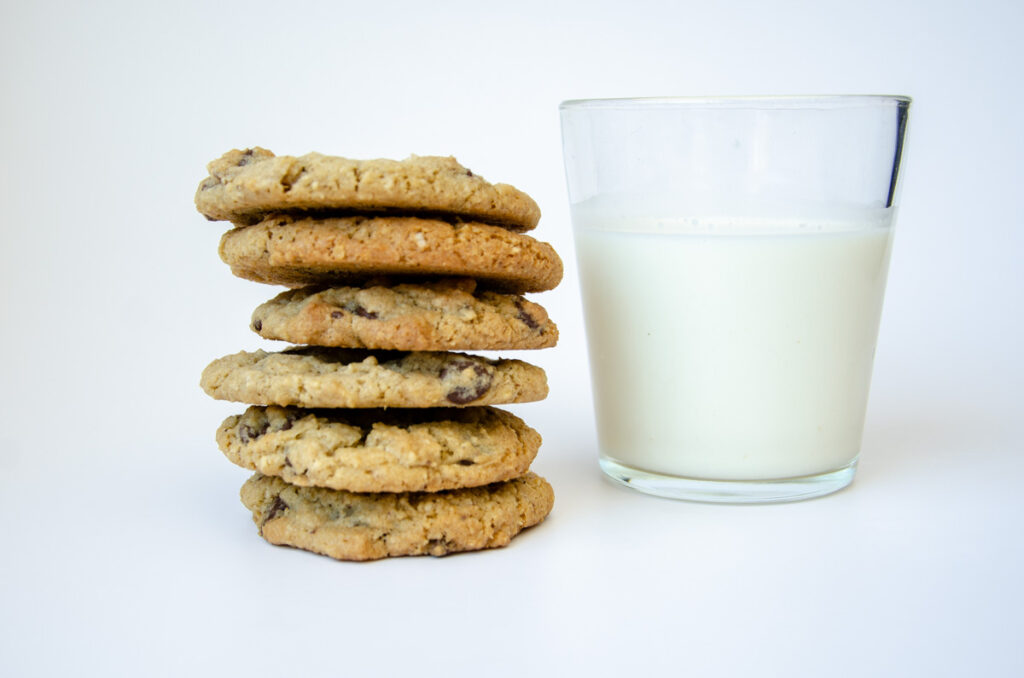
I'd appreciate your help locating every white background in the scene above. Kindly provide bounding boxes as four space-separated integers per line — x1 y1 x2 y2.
2 0 1022 676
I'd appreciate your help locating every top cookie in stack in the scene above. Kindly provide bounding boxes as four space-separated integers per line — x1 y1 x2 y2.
197 148 542 230
197 148 560 561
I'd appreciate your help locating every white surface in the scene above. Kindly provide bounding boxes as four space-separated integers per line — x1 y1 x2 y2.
1 1 1021 676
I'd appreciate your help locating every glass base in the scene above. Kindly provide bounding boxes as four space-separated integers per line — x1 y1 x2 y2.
599 457 858 504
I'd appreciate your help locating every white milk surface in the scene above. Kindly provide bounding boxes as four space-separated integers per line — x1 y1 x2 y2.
573 209 894 480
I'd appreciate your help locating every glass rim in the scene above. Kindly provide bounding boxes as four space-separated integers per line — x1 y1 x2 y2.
559 94 912 111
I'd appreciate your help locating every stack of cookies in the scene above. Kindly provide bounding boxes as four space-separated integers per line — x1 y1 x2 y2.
195 148 561 561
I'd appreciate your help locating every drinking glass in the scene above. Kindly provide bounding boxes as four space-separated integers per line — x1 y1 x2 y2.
560 95 911 503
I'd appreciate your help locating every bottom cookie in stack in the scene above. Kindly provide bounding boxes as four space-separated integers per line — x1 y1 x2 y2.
201 347 554 560
241 472 554 561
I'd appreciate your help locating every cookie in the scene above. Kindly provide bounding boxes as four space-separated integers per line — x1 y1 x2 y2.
195 148 540 230
240 471 554 560
218 406 541 492
218 214 562 293
200 347 548 408
250 279 557 351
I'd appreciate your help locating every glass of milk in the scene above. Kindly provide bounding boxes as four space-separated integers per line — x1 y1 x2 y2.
560 95 911 503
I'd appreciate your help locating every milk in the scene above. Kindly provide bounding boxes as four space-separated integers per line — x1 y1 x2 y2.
573 207 894 480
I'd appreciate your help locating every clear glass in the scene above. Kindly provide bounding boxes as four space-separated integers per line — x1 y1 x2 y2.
560 95 911 503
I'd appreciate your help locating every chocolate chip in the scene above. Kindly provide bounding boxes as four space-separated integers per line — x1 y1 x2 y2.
456 459 475 466
239 421 270 443
514 299 540 330
353 306 378 319
330 310 343 319
466 169 474 177
345 303 378 319
252 319 262 331
446 387 483 405
279 412 298 431
236 149 255 166
441 360 493 405
283 456 293 468
264 496 288 524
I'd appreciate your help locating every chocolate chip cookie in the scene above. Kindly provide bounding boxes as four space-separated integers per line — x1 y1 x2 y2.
200 347 548 408
240 471 554 560
250 279 557 351
219 406 541 492
217 214 562 292
195 148 541 230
